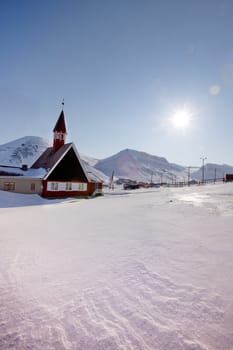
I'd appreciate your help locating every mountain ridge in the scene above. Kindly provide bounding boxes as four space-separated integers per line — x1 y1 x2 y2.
1 137 233 183
94 148 186 183
0 136 109 183
0 136 50 167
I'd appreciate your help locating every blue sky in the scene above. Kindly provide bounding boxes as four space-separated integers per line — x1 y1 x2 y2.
0 0 233 166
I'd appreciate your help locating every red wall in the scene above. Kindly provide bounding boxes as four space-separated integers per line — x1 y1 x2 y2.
226 174 233 182
42 180 102 198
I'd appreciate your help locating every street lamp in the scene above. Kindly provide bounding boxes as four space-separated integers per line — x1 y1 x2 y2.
200 157 207 184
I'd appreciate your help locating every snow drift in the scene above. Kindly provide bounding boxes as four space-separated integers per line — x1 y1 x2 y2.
0 183 233 349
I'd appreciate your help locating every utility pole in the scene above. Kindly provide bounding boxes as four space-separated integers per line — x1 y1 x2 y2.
160 173 163 184
160 169 166 185
150 171 153 184
200 157 207 184
188 166 191 185
109 170 114 190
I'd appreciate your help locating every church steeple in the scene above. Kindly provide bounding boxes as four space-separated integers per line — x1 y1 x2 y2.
53 108 67 152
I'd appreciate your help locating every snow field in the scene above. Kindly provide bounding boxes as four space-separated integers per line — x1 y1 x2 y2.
0 183 233 349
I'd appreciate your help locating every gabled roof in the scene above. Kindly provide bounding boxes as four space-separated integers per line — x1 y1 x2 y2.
31 142 90 181
53 110 67 133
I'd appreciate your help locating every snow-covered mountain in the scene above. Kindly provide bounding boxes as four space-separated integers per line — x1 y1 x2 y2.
191 163 233 181
0 136 109 184
80 154 98 167
94 148 186 183
1 138 233 184
0 136 50 167
82 163 110 184
80 155 109 184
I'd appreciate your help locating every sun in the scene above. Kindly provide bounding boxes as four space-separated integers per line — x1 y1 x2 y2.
171 109 191 129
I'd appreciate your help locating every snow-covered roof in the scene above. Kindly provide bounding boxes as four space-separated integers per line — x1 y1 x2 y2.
0 166 47 178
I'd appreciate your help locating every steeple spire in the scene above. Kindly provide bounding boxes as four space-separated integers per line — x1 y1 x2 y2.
53 107 67 152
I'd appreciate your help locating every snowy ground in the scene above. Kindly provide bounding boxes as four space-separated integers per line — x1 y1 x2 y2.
0 183 233 350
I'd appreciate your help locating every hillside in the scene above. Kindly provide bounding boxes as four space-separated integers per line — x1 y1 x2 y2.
0 136 50 167
191 163 233 181
79 154 109 183
0 136 109 183
1 138 233 185
95 148 186 183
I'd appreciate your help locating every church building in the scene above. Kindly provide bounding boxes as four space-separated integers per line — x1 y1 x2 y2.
0 109 103 198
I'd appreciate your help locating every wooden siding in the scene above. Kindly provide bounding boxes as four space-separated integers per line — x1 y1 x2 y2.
42 180 102 198
0 177 42 194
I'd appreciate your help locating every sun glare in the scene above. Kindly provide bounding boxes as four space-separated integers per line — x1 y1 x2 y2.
171 109 191 129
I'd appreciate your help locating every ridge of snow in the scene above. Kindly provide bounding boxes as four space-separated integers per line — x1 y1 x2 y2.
0 183 233 349
80 153 99 167
95 148 186 182
1 138 233 184
0 136 50 167
0 136 109 183
191 163 233 181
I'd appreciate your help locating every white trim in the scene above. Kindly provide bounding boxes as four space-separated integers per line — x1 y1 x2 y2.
44 143 90 181
71 143 91 181
47 181 87 192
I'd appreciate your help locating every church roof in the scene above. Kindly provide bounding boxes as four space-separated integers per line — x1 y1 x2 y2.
31 142 89 181
32 143 71 171
53 110 67 133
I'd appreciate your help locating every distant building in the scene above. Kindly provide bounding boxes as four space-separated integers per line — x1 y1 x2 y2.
0 109 102 197
225 174 233 182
